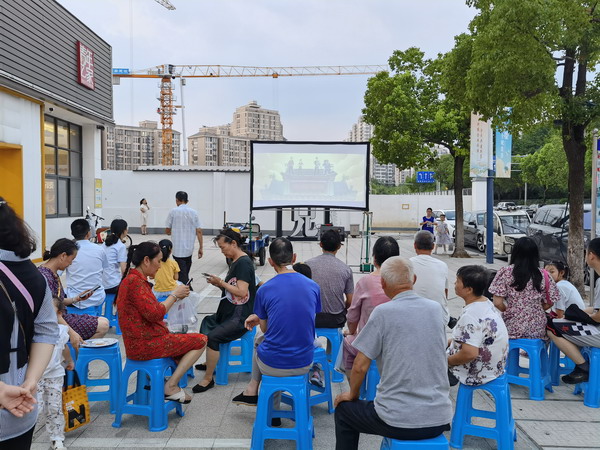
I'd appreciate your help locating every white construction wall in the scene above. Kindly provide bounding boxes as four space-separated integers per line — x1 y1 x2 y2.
100 170 471 234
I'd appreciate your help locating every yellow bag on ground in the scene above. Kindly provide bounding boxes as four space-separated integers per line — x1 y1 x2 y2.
62 370 90 432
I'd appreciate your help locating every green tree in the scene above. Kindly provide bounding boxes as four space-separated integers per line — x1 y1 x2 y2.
363 48 471 257
448 1 600 289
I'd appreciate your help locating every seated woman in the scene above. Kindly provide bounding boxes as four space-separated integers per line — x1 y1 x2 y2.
342 236 399 375
39 238 109 346
117 242 207 403
548 238 600 384
194 228 256 393
488 237 560 339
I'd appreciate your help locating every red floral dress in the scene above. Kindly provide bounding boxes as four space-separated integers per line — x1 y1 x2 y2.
117 268 207 360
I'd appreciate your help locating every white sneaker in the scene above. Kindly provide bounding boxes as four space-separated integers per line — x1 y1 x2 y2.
51 440 66 449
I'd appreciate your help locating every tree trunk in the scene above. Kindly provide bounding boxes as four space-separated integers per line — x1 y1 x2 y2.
564 133 587 293
452 154 470 258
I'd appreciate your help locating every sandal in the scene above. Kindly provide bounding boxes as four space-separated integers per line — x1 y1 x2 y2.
164 388 192 404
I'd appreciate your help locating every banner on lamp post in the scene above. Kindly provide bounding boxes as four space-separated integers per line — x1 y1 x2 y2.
495 129 512 178
469 113 492 178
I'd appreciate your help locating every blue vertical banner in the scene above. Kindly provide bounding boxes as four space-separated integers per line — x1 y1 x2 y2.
495 129 512 178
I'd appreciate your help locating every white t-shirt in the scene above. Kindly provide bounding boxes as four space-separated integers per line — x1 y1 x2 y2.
554 280 585 312
410 254 449 324
447 300 509 386
103 240 127 289
42 324 69 379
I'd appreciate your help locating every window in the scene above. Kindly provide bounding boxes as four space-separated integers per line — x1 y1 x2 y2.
44 116 83 217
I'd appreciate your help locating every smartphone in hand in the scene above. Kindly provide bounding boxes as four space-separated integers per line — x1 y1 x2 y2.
201 273 213 279
185 278 193 286
79 285 100 299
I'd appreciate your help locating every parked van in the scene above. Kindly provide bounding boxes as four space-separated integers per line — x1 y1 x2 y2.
463 209 531 256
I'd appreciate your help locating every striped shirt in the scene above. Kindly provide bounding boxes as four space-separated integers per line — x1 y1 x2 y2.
166 204 202 258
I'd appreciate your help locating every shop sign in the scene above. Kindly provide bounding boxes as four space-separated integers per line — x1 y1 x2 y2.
77 41 95 90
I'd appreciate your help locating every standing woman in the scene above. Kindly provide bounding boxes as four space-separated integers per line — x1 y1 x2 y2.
193 228 256 393
117 242 207 403
39 239 109 343
488 237 560 339
103 219 129 296
140 199 150 236
419 207 435 234
0 197 58 448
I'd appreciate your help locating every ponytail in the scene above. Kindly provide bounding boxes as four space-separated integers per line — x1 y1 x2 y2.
158 239 173 262
105 219 128 247
43 238 78 261
122 241 161 279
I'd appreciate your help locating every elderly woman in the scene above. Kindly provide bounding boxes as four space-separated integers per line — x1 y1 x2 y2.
39 238 109 347
0 197 58 447
117 242 207 404
342 236 399 374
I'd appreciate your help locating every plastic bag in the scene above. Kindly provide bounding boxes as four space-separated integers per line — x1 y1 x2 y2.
167 296 198 334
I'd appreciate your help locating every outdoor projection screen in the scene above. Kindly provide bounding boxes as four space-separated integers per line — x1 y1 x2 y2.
251 141 370 210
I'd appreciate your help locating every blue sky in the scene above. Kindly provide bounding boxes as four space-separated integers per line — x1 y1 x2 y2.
58 0 475 140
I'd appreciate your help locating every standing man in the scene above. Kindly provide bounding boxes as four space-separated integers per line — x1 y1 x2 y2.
334 256 452 449
165 191 203 286
306 229 354 329
410 231 453 328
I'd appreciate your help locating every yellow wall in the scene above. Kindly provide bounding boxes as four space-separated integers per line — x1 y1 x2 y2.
0 143 24 218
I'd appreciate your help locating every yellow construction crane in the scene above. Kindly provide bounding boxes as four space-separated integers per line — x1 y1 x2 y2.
112 64 387 165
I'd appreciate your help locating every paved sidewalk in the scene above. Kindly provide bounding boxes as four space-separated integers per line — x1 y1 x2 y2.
31 233 600 449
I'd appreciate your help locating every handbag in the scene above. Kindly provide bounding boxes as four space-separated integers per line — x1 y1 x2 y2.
62 370 90 432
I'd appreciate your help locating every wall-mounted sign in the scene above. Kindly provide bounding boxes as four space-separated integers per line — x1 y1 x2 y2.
94 178 102 209
77 41 95 90
416 171 435 183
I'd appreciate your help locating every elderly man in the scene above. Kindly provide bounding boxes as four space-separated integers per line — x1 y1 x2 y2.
334 256 452 449
165 191 203 286
410 230 453 328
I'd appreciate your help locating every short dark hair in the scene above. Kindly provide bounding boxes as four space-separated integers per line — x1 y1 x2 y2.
0 197 37 258
414 230 434 250
293 262 312 279
43 238 78 261
372 236 400 267
545 260 570 280
269 237 294 266
320 229 341 252
456 265 490 297
589 238 600 258
176 191 188 203
71 219 91 240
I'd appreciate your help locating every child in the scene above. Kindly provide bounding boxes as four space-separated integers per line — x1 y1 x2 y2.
545 261 585 318
37 298 74 450
152 239 180 301
434 214 453 254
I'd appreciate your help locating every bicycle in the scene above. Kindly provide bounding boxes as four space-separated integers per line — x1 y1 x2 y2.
85 207 133 248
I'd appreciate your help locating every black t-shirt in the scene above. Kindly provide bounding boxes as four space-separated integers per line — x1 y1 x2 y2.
215 255 256 324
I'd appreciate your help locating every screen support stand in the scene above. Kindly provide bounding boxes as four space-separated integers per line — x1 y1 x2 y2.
276 209 283 237
324 208 331 224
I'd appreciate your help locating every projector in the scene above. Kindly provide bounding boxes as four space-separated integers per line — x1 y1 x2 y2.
319 225 345 242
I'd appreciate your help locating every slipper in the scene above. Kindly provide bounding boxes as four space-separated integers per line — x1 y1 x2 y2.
164 388 191 404
192 379 215 393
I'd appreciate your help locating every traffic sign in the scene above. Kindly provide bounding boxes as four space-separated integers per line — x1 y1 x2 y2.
112 68 130 75
417 171 435 183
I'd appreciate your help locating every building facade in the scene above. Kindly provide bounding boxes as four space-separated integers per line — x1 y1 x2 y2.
188 102 283 167
347 116 400 186
105 120 180 170
0 0 113 259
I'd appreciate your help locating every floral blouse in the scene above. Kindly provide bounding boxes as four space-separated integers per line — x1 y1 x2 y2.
488 265 560 339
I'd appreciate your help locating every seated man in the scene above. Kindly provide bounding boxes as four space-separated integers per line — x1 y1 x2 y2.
448 265 508 386
66 219 109 313
306 229 353 328
232 238 321 411
334 256 452 450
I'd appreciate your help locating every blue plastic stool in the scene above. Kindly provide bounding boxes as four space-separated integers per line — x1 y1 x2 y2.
360 360 380 401
549 341 576 386
75 343 122 414
215 327 256 386
112 358 184 432
506 338 552 400
251 374 313 450
316 328 344 383
67 304 102 316
381 434 449 449
102 293 121 335
450 374 516 450
283 348 333 414
573 346 600 408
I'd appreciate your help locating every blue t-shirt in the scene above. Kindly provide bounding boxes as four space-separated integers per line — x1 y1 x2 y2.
254 272 321 369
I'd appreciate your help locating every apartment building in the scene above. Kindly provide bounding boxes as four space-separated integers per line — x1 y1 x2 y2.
105 120 180 170
188 102 284 166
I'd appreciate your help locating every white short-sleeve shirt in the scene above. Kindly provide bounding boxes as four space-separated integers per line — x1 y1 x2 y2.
410 254 449 324
102 240 127 289
554 280 585 312
66 240 109 308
